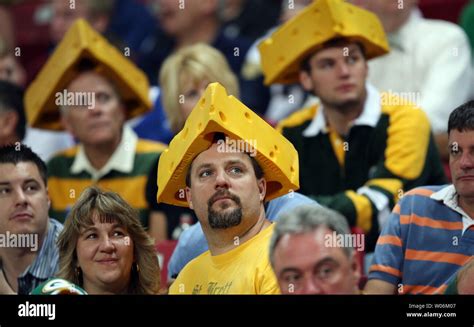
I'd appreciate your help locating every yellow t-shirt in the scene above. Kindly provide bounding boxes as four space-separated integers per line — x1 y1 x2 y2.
169 223 279 294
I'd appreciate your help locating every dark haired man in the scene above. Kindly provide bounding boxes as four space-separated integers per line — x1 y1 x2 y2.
159 82 299 294
366 102 474 294
0 144 62 294
259 0 446 252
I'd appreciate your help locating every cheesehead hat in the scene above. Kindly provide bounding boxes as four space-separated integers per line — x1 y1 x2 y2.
259 0 389 85
157 82 299 207
25 19 151 130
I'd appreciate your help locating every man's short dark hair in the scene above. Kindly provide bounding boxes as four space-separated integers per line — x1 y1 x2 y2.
448 101 474 134
0 80 26 140
0 144 48 186
185 133 264 187
300 38 367 73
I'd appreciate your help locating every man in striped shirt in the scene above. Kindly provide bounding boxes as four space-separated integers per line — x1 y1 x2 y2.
0 144 63 294
366 103 474 294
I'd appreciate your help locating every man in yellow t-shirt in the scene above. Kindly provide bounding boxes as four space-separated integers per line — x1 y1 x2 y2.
157 83 300 294
170 213 277 294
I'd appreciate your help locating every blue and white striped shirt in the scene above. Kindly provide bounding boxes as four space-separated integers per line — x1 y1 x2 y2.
18 218 63 294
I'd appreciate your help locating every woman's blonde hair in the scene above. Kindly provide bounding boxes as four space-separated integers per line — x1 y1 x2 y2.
56 186 161 294
159 43 239 132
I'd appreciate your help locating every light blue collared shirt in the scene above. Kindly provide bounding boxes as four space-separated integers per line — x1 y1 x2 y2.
18 219 63 294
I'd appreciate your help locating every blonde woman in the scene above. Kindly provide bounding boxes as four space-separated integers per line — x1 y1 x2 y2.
159 43 240 133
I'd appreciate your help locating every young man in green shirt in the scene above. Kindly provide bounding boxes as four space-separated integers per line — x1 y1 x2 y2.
259 0 446 251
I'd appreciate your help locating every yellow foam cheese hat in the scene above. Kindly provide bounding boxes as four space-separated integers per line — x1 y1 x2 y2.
25 19 151 130
157 82 300 207
259 0 389 85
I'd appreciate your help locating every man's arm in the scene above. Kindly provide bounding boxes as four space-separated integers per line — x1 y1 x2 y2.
364 279 397 294
266 191 319 221
365 194 412 294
